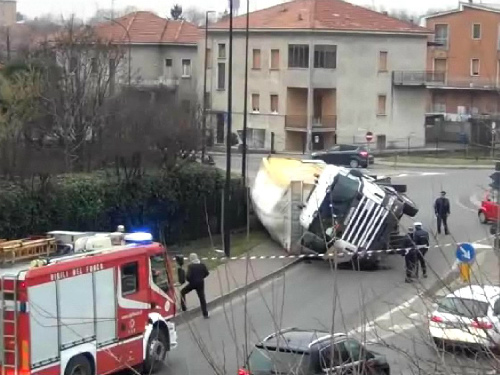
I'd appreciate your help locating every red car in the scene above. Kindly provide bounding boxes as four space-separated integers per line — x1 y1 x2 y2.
478 191 499 223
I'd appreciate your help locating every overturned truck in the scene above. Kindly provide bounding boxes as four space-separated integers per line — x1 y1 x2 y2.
251 157 418 265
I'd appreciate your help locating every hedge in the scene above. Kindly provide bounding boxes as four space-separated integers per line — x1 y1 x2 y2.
0 164 248 244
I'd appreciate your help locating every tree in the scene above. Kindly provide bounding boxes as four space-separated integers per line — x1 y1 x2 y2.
16 12 25 22
170 4 183 20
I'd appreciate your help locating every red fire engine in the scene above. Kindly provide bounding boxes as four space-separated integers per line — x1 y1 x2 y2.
0 229 178 375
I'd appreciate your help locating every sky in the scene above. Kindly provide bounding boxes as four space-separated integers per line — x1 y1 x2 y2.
14 0 486 21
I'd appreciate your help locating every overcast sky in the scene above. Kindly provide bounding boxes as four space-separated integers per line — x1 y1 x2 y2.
15 0 481 20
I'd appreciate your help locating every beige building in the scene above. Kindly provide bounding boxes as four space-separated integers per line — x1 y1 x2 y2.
202 0 433 152
0 0 16 28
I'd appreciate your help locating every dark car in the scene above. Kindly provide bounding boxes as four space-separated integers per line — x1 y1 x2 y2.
311 144 374 168
238 328 390 375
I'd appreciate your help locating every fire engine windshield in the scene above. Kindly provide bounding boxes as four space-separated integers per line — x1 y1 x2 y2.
151 255 170 293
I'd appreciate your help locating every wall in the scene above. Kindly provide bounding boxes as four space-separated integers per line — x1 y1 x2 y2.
429 89 500 114
0 0 16 27
201 30 428 151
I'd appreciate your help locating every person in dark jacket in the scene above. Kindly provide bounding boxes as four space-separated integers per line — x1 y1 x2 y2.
434 191 450 235
413 222 430 278
180 253 210 318
402 227 417 283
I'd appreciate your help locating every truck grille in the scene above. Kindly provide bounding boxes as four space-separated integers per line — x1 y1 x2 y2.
342 196 389 250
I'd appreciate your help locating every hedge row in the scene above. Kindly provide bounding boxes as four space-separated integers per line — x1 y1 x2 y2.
0 164 248 244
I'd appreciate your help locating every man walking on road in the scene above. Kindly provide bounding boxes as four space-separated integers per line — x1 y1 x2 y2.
180 253 210 319
403 227 417 283
413 222 430 278
434 191 450 235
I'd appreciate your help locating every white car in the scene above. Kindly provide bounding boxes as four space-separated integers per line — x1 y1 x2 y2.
429 285 500 349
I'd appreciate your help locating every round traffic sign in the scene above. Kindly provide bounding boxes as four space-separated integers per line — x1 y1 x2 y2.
456 243 476 264
365 131 374 143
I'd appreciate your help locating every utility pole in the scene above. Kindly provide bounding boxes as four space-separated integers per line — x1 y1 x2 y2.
6 26 10 61
489 162 500 282
306 38 314 155
224 0 234 257
202 11 215 163
241 0 250 183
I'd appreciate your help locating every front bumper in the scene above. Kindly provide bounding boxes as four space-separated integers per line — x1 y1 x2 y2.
167 320 178 349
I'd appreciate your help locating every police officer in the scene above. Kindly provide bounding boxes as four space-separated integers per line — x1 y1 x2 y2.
434 191 450 235
402 226 417 283
413 222 430 279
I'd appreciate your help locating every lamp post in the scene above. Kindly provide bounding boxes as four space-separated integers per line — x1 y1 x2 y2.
202 10 216 163
105 17 131 86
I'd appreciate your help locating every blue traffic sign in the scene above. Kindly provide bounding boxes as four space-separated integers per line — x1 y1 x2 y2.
456 243 476 264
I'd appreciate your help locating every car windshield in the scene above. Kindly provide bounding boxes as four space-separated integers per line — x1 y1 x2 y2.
437 297 489 318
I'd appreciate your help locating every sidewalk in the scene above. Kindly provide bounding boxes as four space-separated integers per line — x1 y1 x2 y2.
172 240 299 323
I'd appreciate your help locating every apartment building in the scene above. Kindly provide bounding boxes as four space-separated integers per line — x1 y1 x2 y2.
423 3 500 144
96 12 200 102
201 0 432 152
0 0 16 27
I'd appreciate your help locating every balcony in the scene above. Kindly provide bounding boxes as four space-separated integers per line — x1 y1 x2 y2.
285 115 337 132
428 78 500 91
132 77 180 89
392 71 446 87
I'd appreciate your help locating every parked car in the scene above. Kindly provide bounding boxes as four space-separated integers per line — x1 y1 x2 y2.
479 190 499 224
311 144 375 168
429 285 500 350
238 328 390 375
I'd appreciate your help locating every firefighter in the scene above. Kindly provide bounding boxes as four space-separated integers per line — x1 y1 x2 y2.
413 222 430 279
402 226 417 283
180 253 210 319
434 191 450 235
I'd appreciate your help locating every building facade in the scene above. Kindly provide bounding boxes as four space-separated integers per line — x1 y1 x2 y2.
202 0 432 152
0 0 16 28
423 3 500 145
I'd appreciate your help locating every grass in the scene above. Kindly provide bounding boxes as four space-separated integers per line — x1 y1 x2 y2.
170 229 270 272
380 154 496 166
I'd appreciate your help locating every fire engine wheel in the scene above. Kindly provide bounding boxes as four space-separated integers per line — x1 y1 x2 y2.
64 355 92 375
144 327 168 374
478 211 487 224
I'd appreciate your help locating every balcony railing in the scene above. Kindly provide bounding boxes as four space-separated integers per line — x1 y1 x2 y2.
431 78 500 90
285 115 337 131
392 71 446 86
132 77 180 89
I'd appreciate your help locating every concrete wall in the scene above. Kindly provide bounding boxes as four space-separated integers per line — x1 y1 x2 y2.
200 30 428 151
0 0 16 27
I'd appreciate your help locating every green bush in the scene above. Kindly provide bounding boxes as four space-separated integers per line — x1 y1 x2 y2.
0 164 248 244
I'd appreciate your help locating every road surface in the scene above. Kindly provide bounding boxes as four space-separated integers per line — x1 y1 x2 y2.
158 165 491 375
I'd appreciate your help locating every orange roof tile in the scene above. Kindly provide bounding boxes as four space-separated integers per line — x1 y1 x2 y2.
95 11 200 45
211 0 430 34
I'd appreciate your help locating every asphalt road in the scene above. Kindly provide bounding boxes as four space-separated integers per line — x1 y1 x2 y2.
158 161 492 375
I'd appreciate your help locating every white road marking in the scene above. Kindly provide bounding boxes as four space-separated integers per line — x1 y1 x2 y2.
396 173 409 178
454 197 477 214
421 172 445 176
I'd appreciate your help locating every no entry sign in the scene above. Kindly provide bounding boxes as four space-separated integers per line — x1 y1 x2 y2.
365 131 374 143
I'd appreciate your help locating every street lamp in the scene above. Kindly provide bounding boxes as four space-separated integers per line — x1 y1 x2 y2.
105 17 131 86
202 10 216 163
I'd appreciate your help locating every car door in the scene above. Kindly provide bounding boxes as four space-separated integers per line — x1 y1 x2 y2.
325 146 341 164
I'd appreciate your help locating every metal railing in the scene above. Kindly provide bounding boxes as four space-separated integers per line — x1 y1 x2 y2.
392 71 446 86
285 115 337 130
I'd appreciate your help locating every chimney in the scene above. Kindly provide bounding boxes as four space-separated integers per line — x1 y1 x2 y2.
0 0 17 27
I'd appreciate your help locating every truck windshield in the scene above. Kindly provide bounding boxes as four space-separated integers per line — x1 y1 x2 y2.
330 175 360 205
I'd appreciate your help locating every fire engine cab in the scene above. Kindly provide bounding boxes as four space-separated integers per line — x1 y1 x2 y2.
0 228 178 375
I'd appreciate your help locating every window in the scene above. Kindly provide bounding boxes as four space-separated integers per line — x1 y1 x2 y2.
434 24 449 48
248 349 272 372
320 343 350 369
182 59 191 77
343 339 364 362
218 43 226 59
165 58 173 67
270 49 280 69
270 94 279 113
217 62 226 90
438 297 489 318
252 49 261 69
471 58 480 76
251 93 260 112
165 58 173 77
288 44 309 68
314 45 336 69
121 262 139 296
377 94 387 115
378 51 388 72
472 23 481 39
206 48 212 69
150 254 170 293
90 58 98 74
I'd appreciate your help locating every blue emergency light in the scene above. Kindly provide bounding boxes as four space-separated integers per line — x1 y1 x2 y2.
124 232 153 244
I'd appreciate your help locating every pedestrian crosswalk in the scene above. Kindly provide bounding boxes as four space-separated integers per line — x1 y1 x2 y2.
363 169 447 179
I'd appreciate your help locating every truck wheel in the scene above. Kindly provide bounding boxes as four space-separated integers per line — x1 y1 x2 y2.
65 355 92 375
478 211 487 224
144 326 169 374
401 195 418 217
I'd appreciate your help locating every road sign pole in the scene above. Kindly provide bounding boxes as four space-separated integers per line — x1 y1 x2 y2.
459 263 471 283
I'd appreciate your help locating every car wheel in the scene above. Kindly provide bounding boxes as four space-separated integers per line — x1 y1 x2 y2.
400 194 418 217
478 211 487 224
350 159 359 168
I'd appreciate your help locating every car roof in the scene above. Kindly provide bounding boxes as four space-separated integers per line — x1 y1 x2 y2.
257 328 346 353
446 285 500 303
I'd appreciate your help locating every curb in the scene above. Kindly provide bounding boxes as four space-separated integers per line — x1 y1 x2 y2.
171 258 302 325
376 161 494 169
